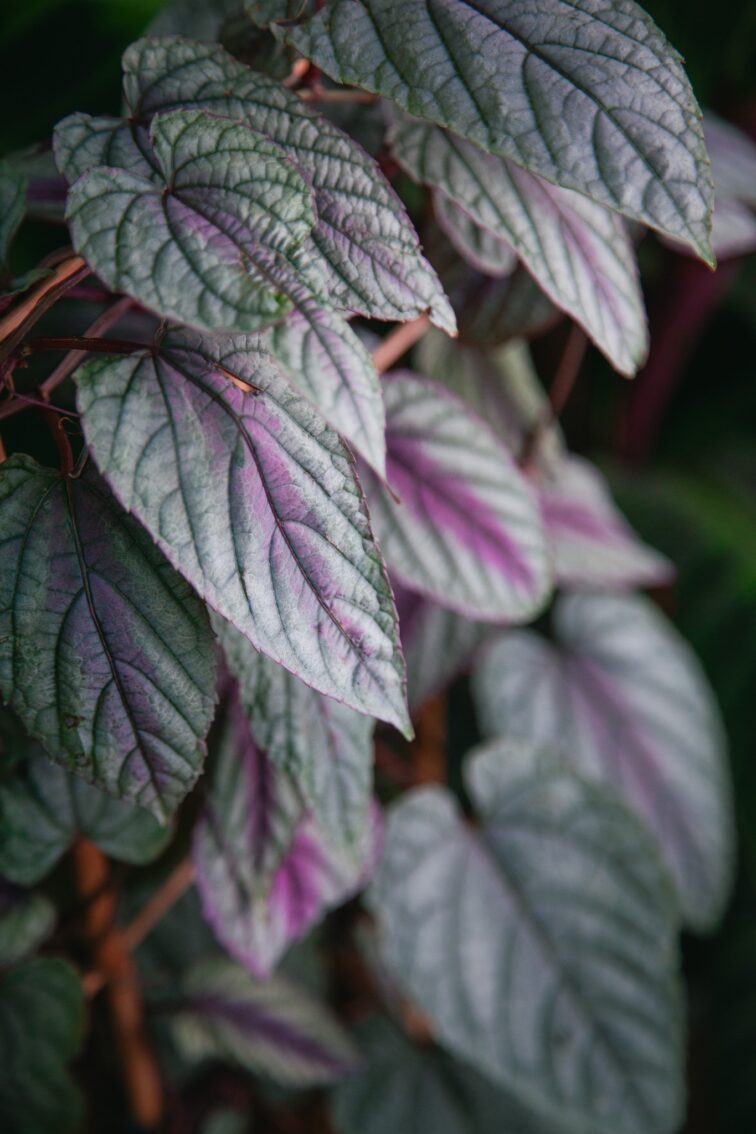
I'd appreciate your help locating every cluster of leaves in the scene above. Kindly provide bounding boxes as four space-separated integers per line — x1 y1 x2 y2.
0 0 750 1131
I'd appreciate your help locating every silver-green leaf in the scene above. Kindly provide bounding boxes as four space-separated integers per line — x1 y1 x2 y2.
0 456 217 819
76 326 410 734
369 740 684 1134
277 0 715 261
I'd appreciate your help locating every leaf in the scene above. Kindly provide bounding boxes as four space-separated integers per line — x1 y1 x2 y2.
54 35 453 331
276 0 714 261
0 745 172 886
359 370 551 621
473 592 735 930
415 331 564 472
702 113 756 259
368 739 684 1134
0 958 84 1134
0 161 26 266
332 1016 561 1134
391 116 648 375
539 456 674 590
0 886 55 966
150 0 296 80
193 684 378 976
216 616 374 853
266 303 386 475
66 107 317 333
0 455 217 819
173 956 358 1085
76 325 410 733
395 581 493 710
434 193 517 277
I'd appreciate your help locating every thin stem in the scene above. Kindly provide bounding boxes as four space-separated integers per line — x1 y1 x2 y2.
298 86 377 104
0 252 88 362
39 296 135 399
24 335 148 357
372 314 431 375
519 323 587 468
84 857 195 998
39 406 74 476
72 840 163 1128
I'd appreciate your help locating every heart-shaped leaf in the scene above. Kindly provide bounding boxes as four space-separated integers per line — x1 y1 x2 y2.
0 745 172 886
0 958 84 1134
55 35 453 331
369 740 684 1134
332 1016 561 1134
76 326 410 734
391 117 648 375
193 684 378 976
360 371 551 621
217 617 374 853
65 108 317 333
276 0 714 261
0 456 217 819
173 956 357 1085
473 593 735 929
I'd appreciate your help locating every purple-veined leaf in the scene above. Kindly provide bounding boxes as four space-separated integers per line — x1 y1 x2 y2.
433 193 517 278
417 333 666 588
0 884 55 966
368 739 683 1134
391 116 648 375
395 581 493 710
359 371 551 622
0 456 217 819
276 0 714 262
65 108 316 333
0 958 84 1134
54 35 454 332
332 1015 561 1134
173 956 358 1085
76 324 410 734
266 302 386 475
425 224 560 347
193 685 379 976
473 592 735 929
216 616 374 853
539 456 674 590
0 745 172 886
416 332 564 472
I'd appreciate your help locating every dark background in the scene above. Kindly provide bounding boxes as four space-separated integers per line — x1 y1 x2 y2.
3 1 756 1130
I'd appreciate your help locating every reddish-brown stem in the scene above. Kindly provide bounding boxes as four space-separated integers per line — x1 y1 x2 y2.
411 694 447 785
40 406 74 476
0 252 88 362
24 335 148 357
298 87 377 104
72 840 163 1129
39 296 135 399
372 314 431 375
520 323 587 468
84 857 195 998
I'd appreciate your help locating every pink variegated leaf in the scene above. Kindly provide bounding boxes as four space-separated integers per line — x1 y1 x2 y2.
360 371 551 623
193 686 380 978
